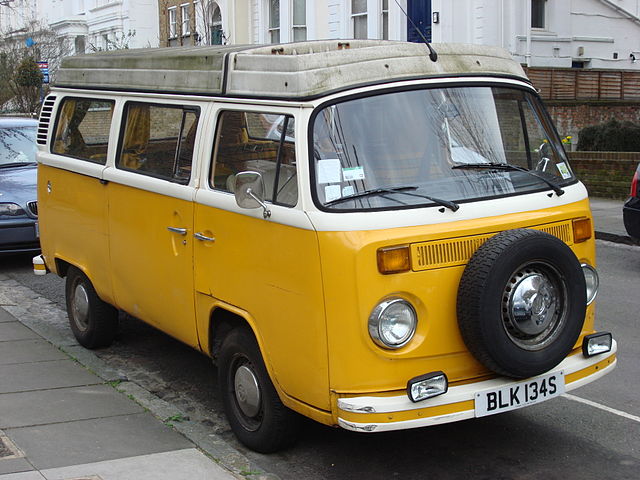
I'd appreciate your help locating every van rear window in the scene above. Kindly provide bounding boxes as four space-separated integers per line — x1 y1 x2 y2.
52 97 114 164
116 102 199 184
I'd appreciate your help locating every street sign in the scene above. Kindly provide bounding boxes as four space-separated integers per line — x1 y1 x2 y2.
37 61 49 84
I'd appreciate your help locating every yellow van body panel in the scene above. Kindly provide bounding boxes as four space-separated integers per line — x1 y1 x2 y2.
194 204 330 410
37 165 114 304
319 199 595 395
194 205 330 412
108 183 198 348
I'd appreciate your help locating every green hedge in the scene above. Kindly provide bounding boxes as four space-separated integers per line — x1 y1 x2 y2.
577 119 640 152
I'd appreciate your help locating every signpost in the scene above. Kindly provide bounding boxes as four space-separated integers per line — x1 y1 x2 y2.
37 61 49 84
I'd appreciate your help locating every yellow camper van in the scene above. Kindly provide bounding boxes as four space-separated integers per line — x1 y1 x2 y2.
34 41 615 452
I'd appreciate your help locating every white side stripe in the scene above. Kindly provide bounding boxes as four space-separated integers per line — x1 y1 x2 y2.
564 394 640 423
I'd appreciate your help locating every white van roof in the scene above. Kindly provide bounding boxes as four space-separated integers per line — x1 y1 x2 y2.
55 40 528 100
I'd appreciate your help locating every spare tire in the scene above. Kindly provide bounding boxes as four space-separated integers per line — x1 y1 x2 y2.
457 229 586 379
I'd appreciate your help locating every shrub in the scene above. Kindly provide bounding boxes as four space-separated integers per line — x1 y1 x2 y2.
577 119 640 151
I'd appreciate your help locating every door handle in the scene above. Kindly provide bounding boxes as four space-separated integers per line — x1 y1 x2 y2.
194 232 215 242
167 227 187 235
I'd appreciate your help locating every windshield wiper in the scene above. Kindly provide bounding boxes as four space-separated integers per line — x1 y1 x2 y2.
0 162 37 169
324 185 459 211
452 162 565 196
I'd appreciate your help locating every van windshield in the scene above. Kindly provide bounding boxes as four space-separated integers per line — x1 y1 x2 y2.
311 86 575 211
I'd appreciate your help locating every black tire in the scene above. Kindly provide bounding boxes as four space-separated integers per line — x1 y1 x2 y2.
218 327 301 453
65 267 118 349
457 229 586 378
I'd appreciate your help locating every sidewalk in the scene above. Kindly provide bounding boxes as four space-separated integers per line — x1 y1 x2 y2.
0 305 238 480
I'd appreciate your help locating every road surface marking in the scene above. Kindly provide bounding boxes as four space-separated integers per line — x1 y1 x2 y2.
564 394 640 423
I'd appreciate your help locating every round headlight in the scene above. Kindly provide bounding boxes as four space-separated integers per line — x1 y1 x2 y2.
581 263 599 305
368 298 417 349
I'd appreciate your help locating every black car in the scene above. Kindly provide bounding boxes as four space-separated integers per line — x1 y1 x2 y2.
0 117 39 254
623 163 640 241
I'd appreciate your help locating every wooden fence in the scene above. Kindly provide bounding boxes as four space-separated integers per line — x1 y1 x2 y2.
525 68 640 101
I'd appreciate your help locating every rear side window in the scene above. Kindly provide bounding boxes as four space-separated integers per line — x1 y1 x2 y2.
52 97 114 164
211 111 297 207
116 102 199 184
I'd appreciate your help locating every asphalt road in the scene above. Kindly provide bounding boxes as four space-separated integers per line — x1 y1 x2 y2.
1 240 639 480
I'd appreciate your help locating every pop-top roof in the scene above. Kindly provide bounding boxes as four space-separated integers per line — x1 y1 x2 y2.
54 40 528 99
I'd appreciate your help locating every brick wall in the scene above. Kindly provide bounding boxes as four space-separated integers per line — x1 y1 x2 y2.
568 151 639 199
546 102 640 143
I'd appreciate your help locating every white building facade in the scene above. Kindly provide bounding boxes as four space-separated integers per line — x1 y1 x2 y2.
230 0 640 71
2 0 640 71
0 0 160 55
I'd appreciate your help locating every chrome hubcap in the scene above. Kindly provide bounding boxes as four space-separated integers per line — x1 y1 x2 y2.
510 273 557 335
72 283 90 331
502 263 567 351
234 364 261 418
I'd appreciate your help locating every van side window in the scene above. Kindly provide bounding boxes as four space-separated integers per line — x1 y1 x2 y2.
211 111 297 207
52 97 114 164
117 102 199 184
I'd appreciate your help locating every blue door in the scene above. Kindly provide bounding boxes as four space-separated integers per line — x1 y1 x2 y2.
407 0 432 43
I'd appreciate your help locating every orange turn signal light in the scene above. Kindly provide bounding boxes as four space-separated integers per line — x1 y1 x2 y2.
572 218 592 243
377 245 411 274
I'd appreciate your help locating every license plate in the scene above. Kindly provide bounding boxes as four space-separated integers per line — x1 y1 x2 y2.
475 371 565 417
35 222 39 238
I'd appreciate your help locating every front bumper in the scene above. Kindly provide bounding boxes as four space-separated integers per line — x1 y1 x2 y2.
0 219 40 254
337 339 617 432
623 196 640 240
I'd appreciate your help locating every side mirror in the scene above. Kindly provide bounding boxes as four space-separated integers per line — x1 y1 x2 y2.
234 171 271 219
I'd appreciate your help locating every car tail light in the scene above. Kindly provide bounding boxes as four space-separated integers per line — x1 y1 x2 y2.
631 170 639 197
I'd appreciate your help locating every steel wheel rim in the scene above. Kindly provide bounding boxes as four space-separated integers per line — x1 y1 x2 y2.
72 282 90 332
230 356 263 431
502 261 568 351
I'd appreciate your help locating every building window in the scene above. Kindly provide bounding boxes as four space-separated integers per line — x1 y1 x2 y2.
168 7 177 38
181 3 191 36
381 0 388 40
211 4 223 44
292 0 306 41
531 0 546 29
352 0 367 39
268 0 280 43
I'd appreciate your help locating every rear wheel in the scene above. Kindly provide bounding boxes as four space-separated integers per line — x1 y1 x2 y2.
218 327 301 453
65 267 118 349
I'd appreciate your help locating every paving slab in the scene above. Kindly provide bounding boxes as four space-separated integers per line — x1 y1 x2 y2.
0 458 33 477
40 448 236 480
5 413 194 470
0 385 143 429
0 310 16 324
0 324 38 343
0 360 100 394
0 340 66 366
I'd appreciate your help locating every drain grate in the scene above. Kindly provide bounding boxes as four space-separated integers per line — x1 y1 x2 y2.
0 434 24 460
0 439 11 458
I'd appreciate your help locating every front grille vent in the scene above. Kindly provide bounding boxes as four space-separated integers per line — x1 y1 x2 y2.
37 95 56 145
411 221 574 271
27 201 38 217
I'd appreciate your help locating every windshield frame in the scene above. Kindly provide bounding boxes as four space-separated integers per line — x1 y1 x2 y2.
307 79 578 213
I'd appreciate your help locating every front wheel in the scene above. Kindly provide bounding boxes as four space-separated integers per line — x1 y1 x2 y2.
218 328 301 453
65 267 118 349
